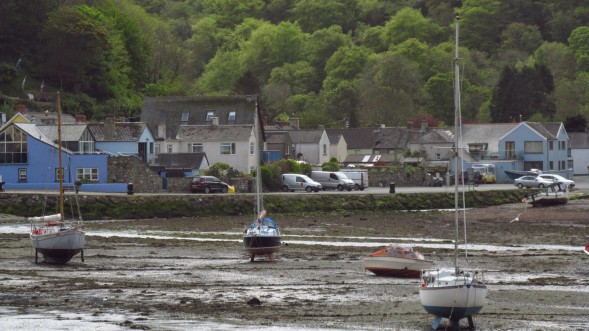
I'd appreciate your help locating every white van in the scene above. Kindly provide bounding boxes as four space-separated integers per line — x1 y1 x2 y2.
281 174 322 192
310 171 355 191
342 171 369 190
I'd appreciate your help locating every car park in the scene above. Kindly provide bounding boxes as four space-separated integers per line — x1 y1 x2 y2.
513 175 556 189
190 176 229 193
537 174 575 188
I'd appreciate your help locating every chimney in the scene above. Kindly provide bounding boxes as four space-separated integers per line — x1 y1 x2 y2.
75 114 87 122
157 124 166 139
421 120 428 132
211 117 219 126
289 117 299 128
104 118 115 140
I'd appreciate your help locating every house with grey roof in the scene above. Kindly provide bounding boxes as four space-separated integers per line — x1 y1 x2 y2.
569 132 589 175
266 131 293 161
87 120 155 163
288 129 330 165
0 121 109 189
327 132 347 163
38 124 97 154
496 121 572 181
325 128 376 155
175 123 257 173
140 96 264 173
153 152 210 176
408 128 454 169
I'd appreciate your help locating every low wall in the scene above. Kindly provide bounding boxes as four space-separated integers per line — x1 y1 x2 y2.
0 190 528 220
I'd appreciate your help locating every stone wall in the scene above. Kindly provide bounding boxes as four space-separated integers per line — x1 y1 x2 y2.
367 167 428 187
108 156 163 193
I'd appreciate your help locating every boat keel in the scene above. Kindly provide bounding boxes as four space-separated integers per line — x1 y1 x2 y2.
430 315 475 331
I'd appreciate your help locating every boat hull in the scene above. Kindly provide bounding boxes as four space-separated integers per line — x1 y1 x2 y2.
243 236 281 255
364 256 433 278
419 284 487 319
31 227 85 264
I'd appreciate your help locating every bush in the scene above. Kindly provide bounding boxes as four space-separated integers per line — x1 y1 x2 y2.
204 162 231 179
0 63 16 84
322 157 340 171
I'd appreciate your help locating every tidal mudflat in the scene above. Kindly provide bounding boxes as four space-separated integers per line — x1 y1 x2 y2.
0 200 588 330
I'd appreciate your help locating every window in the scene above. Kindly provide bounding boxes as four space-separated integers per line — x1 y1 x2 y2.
560 160 565 170
548 141 554 150
206 111 215 122
79 130 94 154
55 168 64 182
155 144 160 156
435 153 441 160
549 161 553 170
250 142 254 155
322 144 327 155
167 144 173 153
0 126 28 164
77 168 98 181
189 143 203 153
505 141 515 159
220 142 236 155
228 111 236 121
524 141 542 153
559 141 566 150
181 111 189 122
18 168 27 182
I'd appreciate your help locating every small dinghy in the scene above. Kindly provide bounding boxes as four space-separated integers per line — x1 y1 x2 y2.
364 245 433 278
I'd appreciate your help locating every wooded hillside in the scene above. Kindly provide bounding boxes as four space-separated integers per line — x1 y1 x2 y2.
1 0 588 130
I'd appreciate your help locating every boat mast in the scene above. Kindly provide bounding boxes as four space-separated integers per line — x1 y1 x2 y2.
254 96 261 215
56 92 64 221
453 15 460 275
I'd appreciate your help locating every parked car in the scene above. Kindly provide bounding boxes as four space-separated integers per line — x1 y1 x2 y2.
190 176 229 193
537 174 575 188
340 171 369 190
310 171 354 191
513 175 556 189
281 174 322 192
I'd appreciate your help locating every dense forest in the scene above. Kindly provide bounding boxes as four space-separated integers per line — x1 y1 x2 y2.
1 0 589 131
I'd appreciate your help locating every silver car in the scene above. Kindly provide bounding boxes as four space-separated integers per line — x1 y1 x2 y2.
514 175 556 189
537 174 575 188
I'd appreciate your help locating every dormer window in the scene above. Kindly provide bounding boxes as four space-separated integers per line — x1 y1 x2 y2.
228 111 236 121
181 111 189 122
206 111 215 122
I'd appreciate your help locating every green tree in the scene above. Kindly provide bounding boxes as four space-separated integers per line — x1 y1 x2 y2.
195 50 245 94
459 0 505 55
532 42 576 81
568 26 589 71
382 7 446 47
199 0 265 28
356 53 423 127
564 114 587 132
240 21 306 83
303 26 352 84
291 0 357 33
36 6 111 95
490 64 556 122
187 17 231 78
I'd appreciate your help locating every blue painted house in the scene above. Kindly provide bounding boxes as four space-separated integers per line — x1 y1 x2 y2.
0 121 110 190
87 120 155 164
498 122 572 178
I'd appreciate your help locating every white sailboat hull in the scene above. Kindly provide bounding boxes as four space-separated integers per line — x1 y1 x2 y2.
419 268 487 319
31 226 85 264
419 284 487 319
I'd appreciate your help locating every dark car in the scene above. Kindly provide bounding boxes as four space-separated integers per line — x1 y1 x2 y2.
190 176 229 193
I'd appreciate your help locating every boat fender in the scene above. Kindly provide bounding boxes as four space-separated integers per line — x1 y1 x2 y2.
421 283 426 287
466 282 472 288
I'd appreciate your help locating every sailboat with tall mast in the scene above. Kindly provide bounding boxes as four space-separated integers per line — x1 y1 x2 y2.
243 96 281 262
30 92 85 264
419 15 487 330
